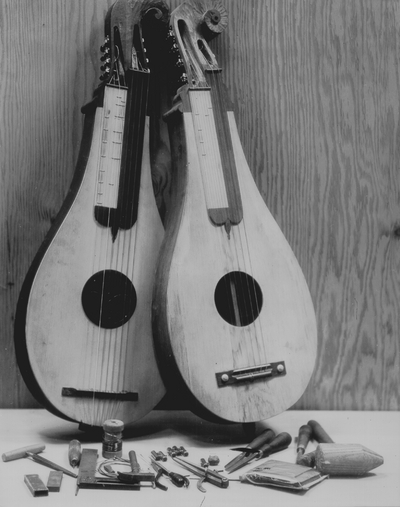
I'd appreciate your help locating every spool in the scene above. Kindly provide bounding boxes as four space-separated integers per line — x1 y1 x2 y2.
102 419 124 458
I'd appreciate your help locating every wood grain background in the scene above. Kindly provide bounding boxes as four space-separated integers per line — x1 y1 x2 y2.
0 0 399 412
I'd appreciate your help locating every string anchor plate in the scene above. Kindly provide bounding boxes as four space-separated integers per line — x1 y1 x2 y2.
216 361 286 387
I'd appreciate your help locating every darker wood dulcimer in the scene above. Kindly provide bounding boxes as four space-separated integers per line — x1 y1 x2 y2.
152 0 318 423
14 0 169 428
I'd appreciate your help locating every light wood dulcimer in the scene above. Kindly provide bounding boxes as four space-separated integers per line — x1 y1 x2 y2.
14 0 169 428
152 0 318 423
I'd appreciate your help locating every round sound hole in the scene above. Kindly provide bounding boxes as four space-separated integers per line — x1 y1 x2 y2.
81 270 136 329
214 271 263 327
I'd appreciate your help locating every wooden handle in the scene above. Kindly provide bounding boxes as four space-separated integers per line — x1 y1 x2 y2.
259 432 292 457
297 424 313 453
2 444 45 462
248 428 276 450
308 420 334 443
68 439 82 467
129 450 140 473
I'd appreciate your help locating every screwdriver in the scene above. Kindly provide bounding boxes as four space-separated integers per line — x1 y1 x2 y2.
227 432 292 473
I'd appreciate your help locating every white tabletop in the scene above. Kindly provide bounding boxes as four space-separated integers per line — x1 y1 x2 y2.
0 409 398 506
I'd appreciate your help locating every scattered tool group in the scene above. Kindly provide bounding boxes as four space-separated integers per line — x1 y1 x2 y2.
1 418 384 497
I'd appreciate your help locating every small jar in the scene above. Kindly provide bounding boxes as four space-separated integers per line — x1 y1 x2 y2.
102 419 124 458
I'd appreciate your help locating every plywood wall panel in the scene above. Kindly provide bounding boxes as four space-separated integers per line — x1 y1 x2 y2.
0 0 399 412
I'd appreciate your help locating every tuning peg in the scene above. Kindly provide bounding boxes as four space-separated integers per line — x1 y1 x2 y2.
100 36 110 53
178 73 188 85
99 66 111 81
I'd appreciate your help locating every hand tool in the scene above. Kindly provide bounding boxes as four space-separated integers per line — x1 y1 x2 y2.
2 443 45 462
68 439 82 468
150 458 190 489
295 424 313 463
2 443 76 478
224 428 275 471
226 432 292 473
152 467 168 491
308 419 334 444
76 449 145 491
128 450 140 473
26 452 78 479
297 419 334 467
172 456 229 492
116 451 156 488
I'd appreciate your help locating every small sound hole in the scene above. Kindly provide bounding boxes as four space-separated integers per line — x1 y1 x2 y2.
81 270 136 329
214 271 263 327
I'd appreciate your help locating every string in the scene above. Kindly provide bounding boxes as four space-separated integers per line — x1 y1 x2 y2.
177 26 266 367
96 82 124 425
81 49 131 426
85 84 114 426
117 66 150 404
205 65 268 368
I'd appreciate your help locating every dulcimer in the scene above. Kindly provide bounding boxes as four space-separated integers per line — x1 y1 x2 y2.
14 0 168 428
152 0 318 423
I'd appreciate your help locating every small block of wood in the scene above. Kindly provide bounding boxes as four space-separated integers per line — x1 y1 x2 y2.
47 470 63 492
24 474 49 497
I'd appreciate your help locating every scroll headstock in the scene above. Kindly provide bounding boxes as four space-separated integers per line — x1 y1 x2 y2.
100 0 169 86
166 0 228 91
